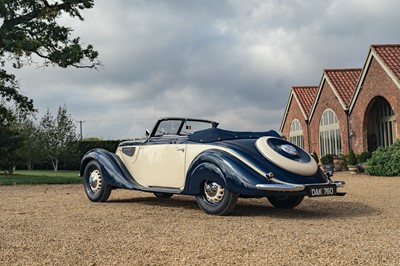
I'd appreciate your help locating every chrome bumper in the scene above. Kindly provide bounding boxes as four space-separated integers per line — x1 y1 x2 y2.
255 184 305 192
255 180 345 192
333 180 345 187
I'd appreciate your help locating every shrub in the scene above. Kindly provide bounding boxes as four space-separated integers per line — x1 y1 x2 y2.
347 150 358 165
367 140 400 176
320 154 334 164
359 151 372 163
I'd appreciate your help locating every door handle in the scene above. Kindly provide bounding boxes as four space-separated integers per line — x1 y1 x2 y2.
176 148 185 152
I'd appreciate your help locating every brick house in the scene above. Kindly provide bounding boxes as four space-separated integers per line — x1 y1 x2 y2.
280 44 400 157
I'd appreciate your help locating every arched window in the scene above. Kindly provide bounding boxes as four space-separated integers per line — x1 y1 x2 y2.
319 109 341 156
289 119 304 149
367 97 396 151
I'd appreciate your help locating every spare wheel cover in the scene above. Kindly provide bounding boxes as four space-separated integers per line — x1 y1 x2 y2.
256 136 317 176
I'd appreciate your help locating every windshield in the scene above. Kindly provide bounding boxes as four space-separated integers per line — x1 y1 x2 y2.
153 119 215 137
180 121 214 135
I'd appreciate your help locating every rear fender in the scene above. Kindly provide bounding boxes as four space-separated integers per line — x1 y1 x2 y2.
183 149 270 195
184 162 227 195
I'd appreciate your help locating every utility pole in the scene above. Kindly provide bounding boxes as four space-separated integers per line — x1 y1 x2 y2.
77 120 85 141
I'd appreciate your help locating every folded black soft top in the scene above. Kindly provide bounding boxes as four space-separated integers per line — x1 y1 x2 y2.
188 128 280 143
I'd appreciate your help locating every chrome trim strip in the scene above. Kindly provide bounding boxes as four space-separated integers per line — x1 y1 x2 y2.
270 177 330 186
256 184 305 192
202 146 270 178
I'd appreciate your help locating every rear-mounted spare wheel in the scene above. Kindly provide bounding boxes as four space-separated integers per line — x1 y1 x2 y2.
255 136 317 176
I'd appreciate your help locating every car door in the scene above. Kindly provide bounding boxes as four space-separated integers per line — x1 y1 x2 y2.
138 136 187 188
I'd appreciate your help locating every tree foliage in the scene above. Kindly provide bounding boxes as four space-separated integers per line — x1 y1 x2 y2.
0 124 23 173
14 116 45 170
0 0 99 120
40 105 78 171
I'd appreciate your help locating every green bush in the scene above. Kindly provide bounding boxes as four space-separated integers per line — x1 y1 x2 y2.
347 150 358 165
367 140 400 176
78 140 121 157
320 154 334 164
359 151 372 163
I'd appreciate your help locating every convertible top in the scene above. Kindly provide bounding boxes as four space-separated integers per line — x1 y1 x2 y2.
188 128 281 143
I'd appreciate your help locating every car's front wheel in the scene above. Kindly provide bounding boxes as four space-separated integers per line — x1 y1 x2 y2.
196 180 238 215
267 195 304 209
83 160 112 202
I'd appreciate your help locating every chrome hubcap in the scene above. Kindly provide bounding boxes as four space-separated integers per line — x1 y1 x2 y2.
280 144 298 157
204 181 224 203
89 169 102 193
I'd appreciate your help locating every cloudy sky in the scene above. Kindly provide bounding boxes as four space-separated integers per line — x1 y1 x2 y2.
12 0 400 139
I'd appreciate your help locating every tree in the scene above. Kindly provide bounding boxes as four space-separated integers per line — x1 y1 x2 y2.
0 0 100 119
0 104 24 173
40 105 78 171
15 117 45 170
0 123 23 173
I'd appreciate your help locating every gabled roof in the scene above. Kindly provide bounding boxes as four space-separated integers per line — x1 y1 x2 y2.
292 86 319 118
372 44 400 83
325 68 361 107
349 44 400 112
309 68 360 120
279 86 318 132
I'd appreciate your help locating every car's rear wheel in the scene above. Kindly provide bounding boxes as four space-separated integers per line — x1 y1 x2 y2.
83 160 112 202
196 180 238 215
153 192 173 198
267 195 304 209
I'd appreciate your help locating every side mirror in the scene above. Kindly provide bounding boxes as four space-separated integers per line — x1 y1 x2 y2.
145 129 150 137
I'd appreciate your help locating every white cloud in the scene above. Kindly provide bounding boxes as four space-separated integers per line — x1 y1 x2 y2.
9 0 400 139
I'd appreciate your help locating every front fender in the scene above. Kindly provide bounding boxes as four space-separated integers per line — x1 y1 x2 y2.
80 148 138 189
183 149 271 196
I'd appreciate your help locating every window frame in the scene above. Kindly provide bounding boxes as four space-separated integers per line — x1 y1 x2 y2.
319 109 341 156
289 119 304 149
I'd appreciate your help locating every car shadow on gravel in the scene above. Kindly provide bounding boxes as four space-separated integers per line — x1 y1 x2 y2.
233 200 381 219
108 196 200 210
107 196 380 219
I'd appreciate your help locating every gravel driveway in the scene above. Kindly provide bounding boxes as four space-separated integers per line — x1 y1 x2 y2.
1 172 399 265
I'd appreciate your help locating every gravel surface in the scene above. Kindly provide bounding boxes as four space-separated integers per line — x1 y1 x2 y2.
1 172 400 265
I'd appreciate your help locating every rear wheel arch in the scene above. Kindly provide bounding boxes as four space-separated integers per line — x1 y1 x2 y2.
186 161 228 195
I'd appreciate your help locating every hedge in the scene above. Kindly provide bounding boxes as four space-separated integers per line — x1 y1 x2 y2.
367 140 400 176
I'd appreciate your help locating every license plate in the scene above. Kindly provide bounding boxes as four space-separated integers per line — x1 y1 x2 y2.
307 185 337 197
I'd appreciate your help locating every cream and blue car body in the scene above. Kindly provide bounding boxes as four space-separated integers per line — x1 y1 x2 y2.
80 117 345 215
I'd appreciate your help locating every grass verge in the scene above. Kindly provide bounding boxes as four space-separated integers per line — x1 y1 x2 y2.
0 170 82 185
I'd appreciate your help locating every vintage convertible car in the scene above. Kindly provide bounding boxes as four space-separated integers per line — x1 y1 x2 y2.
80 117 345 215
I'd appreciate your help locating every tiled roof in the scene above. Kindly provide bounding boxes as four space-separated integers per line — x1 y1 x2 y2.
372 44 400 83
292 86 318 117
325 68 361 107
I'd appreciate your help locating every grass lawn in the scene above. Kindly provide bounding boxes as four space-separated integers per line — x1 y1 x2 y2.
0 170 82 185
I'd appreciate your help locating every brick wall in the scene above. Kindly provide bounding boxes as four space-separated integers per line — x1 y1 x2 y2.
349 57 400 153
281 55 400 157
308 80 349 157
281 96 310 151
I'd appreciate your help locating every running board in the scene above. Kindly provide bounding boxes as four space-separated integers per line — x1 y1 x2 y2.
141 187 182 194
